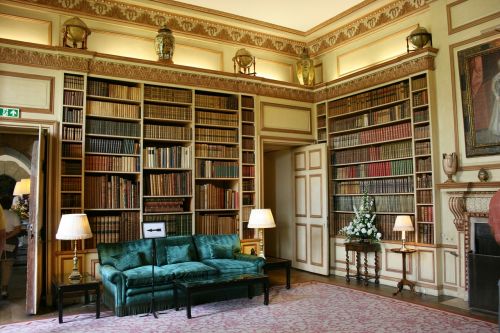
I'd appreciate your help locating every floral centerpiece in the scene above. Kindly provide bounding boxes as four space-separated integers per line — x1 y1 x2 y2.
339 191 381 242
12 196 29 220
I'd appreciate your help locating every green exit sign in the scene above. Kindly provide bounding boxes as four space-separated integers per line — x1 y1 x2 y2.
0 107 20 118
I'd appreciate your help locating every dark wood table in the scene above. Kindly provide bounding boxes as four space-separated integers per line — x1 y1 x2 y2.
173 273 269 319
345 241 380 286
52 273 101 324
264 257 292 289
390 248 417 296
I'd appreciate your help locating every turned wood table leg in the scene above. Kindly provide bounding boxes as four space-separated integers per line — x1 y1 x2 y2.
346 249 350 282
363 251 369 286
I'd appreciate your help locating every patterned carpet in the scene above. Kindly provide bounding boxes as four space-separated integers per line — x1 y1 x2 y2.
0 281 497 333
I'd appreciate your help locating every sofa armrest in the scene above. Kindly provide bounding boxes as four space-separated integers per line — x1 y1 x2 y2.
234 253 265 270
100 264 126 303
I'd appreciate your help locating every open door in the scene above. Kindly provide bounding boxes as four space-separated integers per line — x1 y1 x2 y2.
26 126 46 314
292 143 329 275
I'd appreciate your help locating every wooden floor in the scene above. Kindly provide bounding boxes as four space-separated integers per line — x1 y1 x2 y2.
0 266 497 325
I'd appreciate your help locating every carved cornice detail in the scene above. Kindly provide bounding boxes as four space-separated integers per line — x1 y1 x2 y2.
308 0 433 56
316 53 435 102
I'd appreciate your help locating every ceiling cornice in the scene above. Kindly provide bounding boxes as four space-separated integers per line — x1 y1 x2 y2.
7 0 434 58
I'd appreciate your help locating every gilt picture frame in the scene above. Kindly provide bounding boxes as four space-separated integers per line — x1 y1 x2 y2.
457 38 500 157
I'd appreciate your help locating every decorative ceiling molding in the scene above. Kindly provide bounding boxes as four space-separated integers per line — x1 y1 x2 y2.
9 0 433 58
308 0 434 56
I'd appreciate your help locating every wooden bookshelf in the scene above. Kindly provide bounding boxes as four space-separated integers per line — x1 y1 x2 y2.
328 74 436 245
316 102 327 143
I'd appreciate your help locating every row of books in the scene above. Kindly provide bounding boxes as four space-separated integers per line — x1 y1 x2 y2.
61 177 82 191
87 80 141 101
143 197 188 213
241 96 254 108
144 85 192 104
242 179 255 191
332 141 412 165
415 141 431 155
195 128 238 143
61 193 81 207
416 189 432 204
332 123 411 149
86 118 140 137
62 126 83 141
196 110 238 127
144 124 192 141
417 206 433 222
86 100 141 119
318 129 327 141
144 172 192 196
84 175 140 209
331 101 410 132
195 214 238 235
413 90 428 106
85 155 139 172
144 103 192 121
62 160 82 175
241 206 252 221
63 107 83 123
412 76 427 90
328 82 409 116
85 212 140 248
414 109 429 123
61 142 82 158
242 110 254 122
85 138 140 155
64 74 84 90
242 137 255 150
418 224 434 244
242 193 254 205
195 184 239 209
333 195 414 213
64 91 84 106
144 146 192 169
195 143 239 159
334 159 413 179
416 174 432 188
143 214 193 236
242 225 255 239
242 124 254 137
242 165 255 177
196 160 239 178
317 103 326 116
195 94 238 110
416 157 432 172
317 116 326 128
334 176 414 194
242 151 255 164
414 125 430 139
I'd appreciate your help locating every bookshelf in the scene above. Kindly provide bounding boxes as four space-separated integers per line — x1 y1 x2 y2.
241 95 256 240
83 77 142 249
142 84 194 236
194 91 240 236
328 73 435 245
316 102 327 143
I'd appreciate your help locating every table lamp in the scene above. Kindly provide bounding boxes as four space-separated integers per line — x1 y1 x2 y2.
56 214 93 282
248 209 276 258
13 178 30 196
393 215 414 251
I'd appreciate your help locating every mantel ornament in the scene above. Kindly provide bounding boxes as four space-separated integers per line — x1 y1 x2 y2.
233 48 256 75
155 25 175 63
62 17 91 50
442 152 458 183
478 168 489 182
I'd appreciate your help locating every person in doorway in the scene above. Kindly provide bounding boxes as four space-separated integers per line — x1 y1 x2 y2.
0 206 5 255
0 196 21 298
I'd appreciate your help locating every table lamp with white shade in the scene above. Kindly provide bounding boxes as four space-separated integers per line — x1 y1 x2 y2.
393 215 414 251
248 209 276 258
13 178 30 196
56 214 93 282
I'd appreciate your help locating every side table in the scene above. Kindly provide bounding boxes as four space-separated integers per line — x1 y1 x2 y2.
390 248 417 296
264 257 291 289
345 241 380 286
52 273 101 324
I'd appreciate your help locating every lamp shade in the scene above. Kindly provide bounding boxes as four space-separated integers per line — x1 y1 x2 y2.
56 214 93 240
13 178 30 196
248 209 276 229
393 215 414 232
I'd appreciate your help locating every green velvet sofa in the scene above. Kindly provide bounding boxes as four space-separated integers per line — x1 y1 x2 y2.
97 234 265 316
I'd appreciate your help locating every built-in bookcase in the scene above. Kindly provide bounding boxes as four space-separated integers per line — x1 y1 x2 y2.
328 72 435 245
316 102 327 143
240 95 256 239
142 84 193 236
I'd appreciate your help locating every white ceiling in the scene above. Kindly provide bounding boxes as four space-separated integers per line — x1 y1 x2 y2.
171 0 366 32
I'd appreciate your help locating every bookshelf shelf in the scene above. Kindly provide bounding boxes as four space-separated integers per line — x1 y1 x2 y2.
143 117 191 124
62 122 83 126
85 114 141 122
195 106 238 113
331 136 412 151
329 97 410 119
84 171 141 175
330 117 411 135
143 211 193 215
63 104 84 108
64 87 85 92
85 133 141 140
143 98 192 106
196 140 238 145
195 157 238 161
195 177 239 181
333 173 413 181
196 123 239 129
87 94 141 104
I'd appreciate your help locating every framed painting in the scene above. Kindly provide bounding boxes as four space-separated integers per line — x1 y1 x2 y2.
458 38 500 157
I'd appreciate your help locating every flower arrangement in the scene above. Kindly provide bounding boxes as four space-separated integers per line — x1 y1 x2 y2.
339 191 381 242
12 196 29 220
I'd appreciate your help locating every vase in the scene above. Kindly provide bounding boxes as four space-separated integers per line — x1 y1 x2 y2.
442 152 457 183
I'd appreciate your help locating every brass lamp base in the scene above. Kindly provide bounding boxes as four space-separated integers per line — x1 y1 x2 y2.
257 228 266 259
68 240 82 283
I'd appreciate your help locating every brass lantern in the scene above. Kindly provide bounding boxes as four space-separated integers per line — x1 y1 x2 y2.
296 47 314 86
62 17 91 49
406 26 432 53
155 25 175 63
233 48 256 75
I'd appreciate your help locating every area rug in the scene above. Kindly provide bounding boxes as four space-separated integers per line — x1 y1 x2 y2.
0 282 497 333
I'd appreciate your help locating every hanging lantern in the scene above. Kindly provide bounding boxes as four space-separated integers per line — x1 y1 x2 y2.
296 47 314 86
62 17 91 50
155 25 175 63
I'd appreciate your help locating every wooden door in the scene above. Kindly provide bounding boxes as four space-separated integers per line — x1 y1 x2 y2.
26 127 46 314
292 143 329 275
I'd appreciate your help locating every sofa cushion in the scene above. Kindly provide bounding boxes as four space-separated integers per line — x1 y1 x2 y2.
155 236 198 266
122 266 174 288
209 244 234 259
202 259 260 275
193 234 241 261
98 238 154 267
160 261 218 279
166 244 192 264
110 252 143 271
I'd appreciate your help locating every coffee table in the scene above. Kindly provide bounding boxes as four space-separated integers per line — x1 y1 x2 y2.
173 273 269 319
